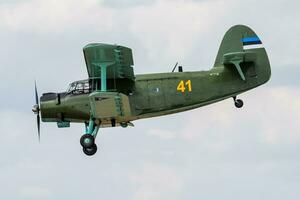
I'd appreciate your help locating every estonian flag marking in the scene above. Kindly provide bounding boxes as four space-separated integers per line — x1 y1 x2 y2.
242 37 262 46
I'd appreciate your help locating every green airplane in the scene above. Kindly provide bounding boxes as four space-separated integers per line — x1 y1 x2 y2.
32 25 271 156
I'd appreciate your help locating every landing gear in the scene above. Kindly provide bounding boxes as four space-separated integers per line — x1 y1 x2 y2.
233 96 244 108
83 144 98 156
80 134 95 148
120 122 128 128
80 119 100 156
120 121 134 128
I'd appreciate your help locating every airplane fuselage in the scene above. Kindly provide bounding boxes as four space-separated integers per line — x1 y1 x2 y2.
34 25 271 156
41 48 270 127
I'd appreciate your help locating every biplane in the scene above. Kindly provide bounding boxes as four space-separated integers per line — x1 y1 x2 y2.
32 25 271 156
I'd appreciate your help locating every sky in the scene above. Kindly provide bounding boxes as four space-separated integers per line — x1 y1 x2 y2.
0 0 299 199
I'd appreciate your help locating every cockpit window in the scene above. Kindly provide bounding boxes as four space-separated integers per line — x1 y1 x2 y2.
67 80 91 94
83 82 90 93
67 83 76 93
76 83 84 91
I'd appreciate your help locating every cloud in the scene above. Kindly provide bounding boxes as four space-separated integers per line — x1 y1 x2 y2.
146 86 300 149
147 128 177 140
259 86 300 144
181 86 300 145
0 0 115 34
0 110 35 143
130 163 183 200
128 0 231 67
19 186 52 199
102 0 156 8
0 0 234 70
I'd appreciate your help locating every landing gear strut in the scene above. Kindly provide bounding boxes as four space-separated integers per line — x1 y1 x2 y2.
80 119 100 156
233 96 244 108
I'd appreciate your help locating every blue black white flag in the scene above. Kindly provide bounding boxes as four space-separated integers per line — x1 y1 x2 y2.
242 36 263 50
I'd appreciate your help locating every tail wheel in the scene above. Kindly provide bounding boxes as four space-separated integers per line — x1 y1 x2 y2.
83 144 98 156
234 99 244 108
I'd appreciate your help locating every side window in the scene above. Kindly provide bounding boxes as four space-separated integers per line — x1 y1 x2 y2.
84 82 90 93
75 83 84 94
68 83 76 93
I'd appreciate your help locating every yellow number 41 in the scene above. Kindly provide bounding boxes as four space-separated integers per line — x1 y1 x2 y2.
177 80 192 93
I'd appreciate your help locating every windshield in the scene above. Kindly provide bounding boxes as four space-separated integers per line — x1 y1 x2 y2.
67 83 76 93
67 80 91 94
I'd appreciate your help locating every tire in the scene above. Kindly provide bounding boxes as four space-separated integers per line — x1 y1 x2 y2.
120 122 128 128
234 99 244 108
83 144 98 156
80 134 95 148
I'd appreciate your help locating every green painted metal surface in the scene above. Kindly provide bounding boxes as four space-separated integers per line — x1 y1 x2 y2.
39 25 271 129
83 43 134 80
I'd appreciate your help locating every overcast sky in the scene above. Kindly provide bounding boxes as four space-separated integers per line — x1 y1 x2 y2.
0 0 299 199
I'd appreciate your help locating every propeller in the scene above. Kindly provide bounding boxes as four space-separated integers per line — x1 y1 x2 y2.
32 81 41 142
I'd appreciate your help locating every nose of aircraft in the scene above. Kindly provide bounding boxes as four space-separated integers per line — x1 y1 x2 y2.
40 93 59 121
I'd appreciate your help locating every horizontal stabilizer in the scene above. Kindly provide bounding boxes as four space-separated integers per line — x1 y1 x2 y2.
223 52 257 64
223 52 257 81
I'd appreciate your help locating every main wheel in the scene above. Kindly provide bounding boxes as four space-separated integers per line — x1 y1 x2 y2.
80 134 95 148
120 122 128 128
83 144 98 156
234 99 244 108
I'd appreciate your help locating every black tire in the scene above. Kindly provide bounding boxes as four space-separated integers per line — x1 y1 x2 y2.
80 134 95 148
234 99 244 108
120 122 128 128
83 144 98 156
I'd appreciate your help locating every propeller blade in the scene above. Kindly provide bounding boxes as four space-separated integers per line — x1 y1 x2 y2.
35 80 39 105
34 80 41 142
37 114 41 142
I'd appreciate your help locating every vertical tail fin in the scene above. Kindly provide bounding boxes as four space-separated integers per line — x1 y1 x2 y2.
214 25 271 84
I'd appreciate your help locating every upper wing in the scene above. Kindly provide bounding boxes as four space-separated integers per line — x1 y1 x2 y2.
83 43 135 80
83 43 135 93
